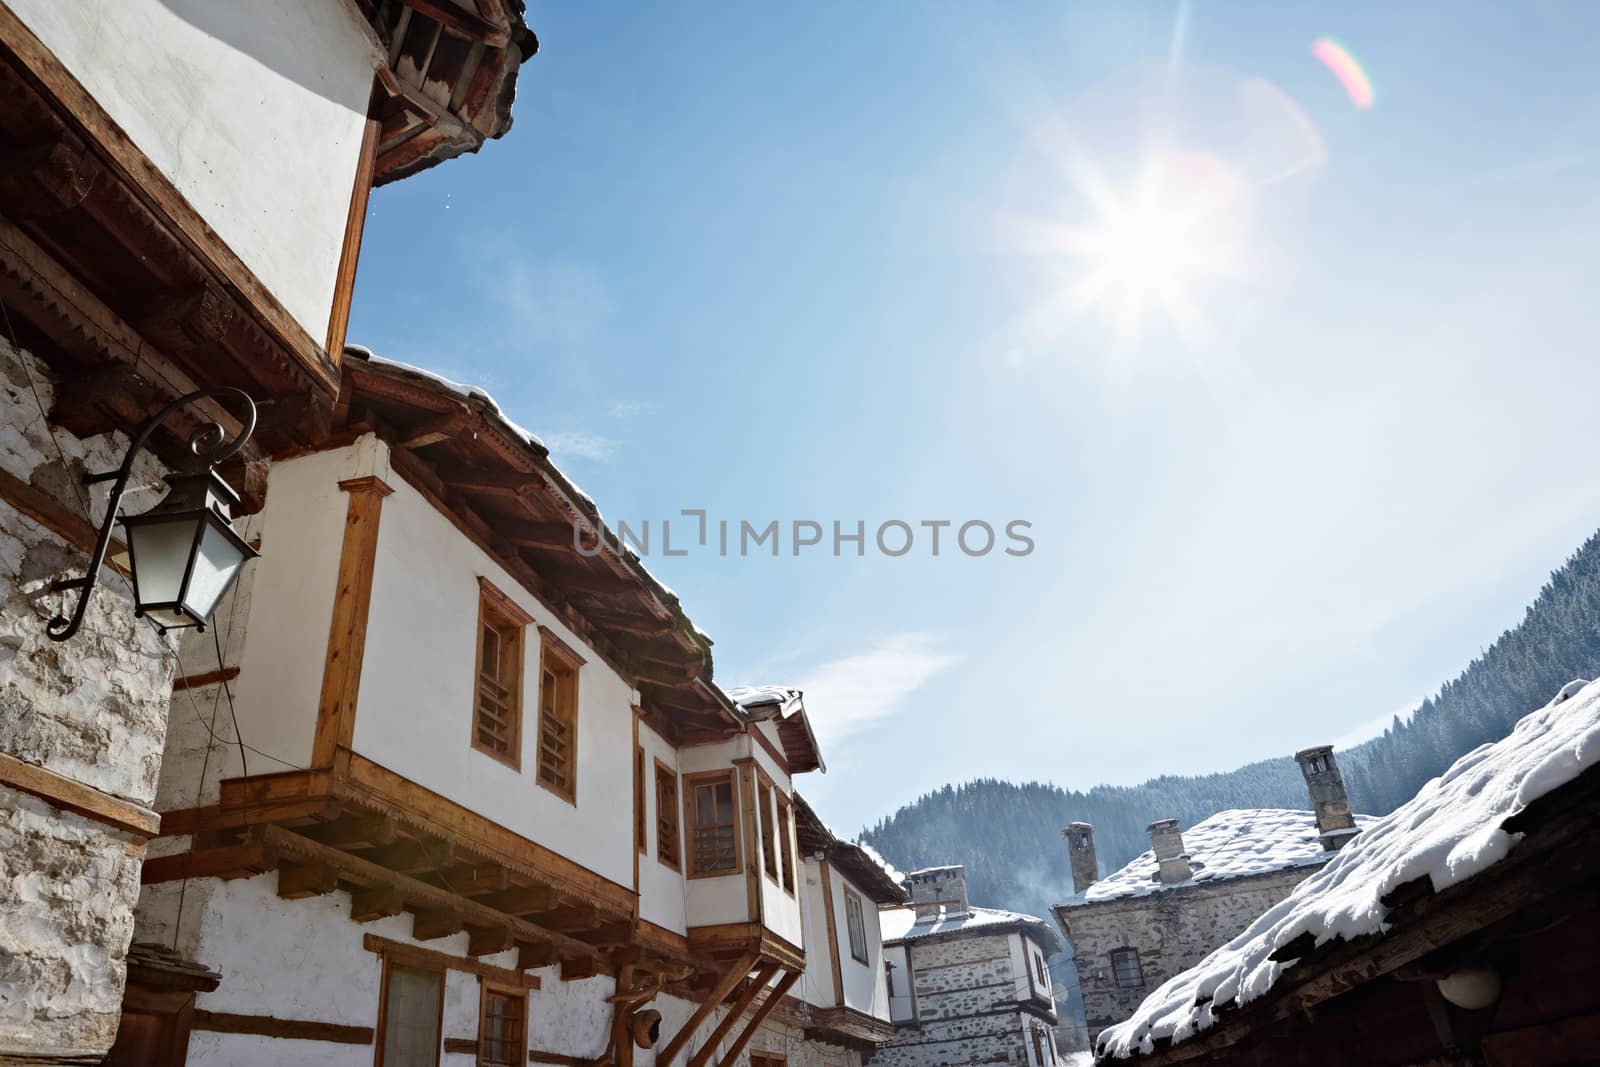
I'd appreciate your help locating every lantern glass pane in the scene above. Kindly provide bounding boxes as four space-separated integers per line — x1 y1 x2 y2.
127 516 200 610
181 520 246 623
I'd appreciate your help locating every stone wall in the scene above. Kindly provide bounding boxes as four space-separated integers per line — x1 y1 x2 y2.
871 932 1055 1067
1060 868 1313 1039
0 340 174 1061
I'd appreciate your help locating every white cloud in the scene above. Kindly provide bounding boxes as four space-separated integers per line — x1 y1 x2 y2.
792 633 959 746
542 431 620 463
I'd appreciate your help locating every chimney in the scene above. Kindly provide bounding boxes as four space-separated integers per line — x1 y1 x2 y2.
904 865 969 922
1063 822 1099 894
1295 745 1357 850
1147 819 1193 884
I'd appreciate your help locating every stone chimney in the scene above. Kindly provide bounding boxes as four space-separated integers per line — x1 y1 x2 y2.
1063 822 1099 894
1296 745 1357 849
904 865 969 922
1147 819 1193 884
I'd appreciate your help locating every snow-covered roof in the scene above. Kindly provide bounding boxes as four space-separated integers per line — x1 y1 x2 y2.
727 685 801 713
1098 679 1600 1061
791 794 907 904
1062 809 1378 909
881 904 1062 952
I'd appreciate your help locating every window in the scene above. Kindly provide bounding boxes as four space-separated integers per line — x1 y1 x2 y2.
1030 1025 1046 1067
655 760 681 870
1034 951 1048 990
844 887 868 964
750 1053 786 1067
757 773 778 880
685 770 738 876
472 579 531 768
534 628 582 802
635 746 647 856
776 794 795 893
1110 948 1144 989
478 985 526 1067
377 963 442 1067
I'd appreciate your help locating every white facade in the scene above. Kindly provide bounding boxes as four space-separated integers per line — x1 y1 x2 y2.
7 0 381 342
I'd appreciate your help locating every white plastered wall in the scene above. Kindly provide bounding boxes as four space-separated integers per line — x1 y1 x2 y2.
832 870 888 1020
8 0 381 342
134 870 861 1067
637 720 685 934
355 459 637 890
748 734 803 949
797 856 836 1009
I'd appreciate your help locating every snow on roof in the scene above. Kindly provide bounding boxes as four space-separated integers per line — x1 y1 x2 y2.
726 685 801 713
881 904 1062 950
855 840 904 885
1098 679 1600 1060
1063 808 1378 908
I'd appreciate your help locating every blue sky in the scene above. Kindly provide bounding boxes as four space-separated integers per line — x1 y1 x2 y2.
349 3 1600 833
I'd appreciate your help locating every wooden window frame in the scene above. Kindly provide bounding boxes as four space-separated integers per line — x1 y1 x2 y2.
375 956 445 1067
1033 949 1048 990
534 626 585 804
635 746 648 856
844 886 869 964
476 982 527 1067
750 1053 786 1067
756 770 778 881
472 578 533 771
775 792 795 894
1030 1024 1045 1067
682 769 740 879
1110 947 1144 989
655 759 681 872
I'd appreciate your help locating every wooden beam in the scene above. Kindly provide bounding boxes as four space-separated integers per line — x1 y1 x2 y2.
439 862 510 895
560 955 599 981
140 841 273 885
819 859 845 1008
685 962 777 1067
372 839 453 875
258 825 600 959
519 942 559 971
192 1010 372 1045
412 908 464 941
0 749 159 838
171 666 240 693
435 465 543 496
307 812 398 851
276 862 338 900
403 0 511 47
504 522 595 551
525 905 599 933
715 969 801 1067
656 952 759 1067
466 924 515 957
351 885 406 923
480 886 559 916
311 476 394 768
399 411 466 449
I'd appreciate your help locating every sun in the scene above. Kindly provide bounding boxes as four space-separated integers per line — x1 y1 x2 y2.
1035 150 1254 350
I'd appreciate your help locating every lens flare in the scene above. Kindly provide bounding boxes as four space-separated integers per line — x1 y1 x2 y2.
1312 38 1375 110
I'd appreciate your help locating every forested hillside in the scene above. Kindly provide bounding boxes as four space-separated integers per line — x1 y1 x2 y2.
860 530 1600 925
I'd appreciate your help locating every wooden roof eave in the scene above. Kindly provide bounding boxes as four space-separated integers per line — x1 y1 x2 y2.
339 356 734 731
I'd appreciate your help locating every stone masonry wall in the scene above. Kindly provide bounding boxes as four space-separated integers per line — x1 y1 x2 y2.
1062 868 1312 1039
0 340 174 1062
871 933 1051 1067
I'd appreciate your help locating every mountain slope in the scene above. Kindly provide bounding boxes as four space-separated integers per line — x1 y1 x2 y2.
861 529 1600 926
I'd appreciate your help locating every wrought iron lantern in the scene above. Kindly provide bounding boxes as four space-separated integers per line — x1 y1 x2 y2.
47 387 260 641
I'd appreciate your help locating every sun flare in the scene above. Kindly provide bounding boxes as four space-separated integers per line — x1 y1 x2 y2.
1061 151 1250 346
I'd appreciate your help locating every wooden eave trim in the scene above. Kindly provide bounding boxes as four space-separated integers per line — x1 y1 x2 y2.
0 749 159 837
364 933 540 990
537 624 587 668
0 7 338 394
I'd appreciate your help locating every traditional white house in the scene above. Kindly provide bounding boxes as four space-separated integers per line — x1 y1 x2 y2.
122 352 907 1067
0 2 533 1060
875 866 1063 1067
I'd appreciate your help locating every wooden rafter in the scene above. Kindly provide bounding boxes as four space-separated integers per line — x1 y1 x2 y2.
656 952 759 1067
715 970 802 1067
684 962 778 1067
